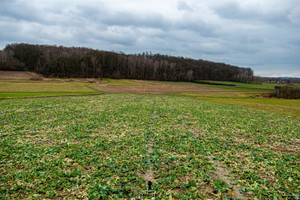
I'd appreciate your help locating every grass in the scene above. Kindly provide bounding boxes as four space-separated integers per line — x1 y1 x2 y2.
216 81 278 89
202 97 300 117
179 91 300 117
192 83 268 92
176 91 260 98
1 78 299 117
1 78 299 198
0 80 102 98
142 80 274 93
0 80 98 92
193 80 288 90
0 92 101 98
175 80 300 118
146 80 199 85
100 78 146 86
0 94 299 199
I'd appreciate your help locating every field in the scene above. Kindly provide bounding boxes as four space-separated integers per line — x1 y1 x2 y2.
179 91 300 118
0 79 102 99
1 94 299 199
93 80 230 94
0 72 299 199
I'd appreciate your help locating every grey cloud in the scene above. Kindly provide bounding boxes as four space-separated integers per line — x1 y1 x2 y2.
174 18 218 37
105 13 169 29
74 3 171 30
177 1 192 11
213 1 292 24
0 0 299 77
0 0 41 23
75 4 106 22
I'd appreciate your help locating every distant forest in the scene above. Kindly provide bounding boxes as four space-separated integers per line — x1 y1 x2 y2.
0 43 254 82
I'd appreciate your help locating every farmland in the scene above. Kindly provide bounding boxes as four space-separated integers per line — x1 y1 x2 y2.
0 80 102 99
179 91 300 118
1 93 299 199
0 73 299 199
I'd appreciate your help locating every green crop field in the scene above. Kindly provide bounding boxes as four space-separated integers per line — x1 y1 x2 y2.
1 94 299 199
0 80 102 99
178 91 300 118
191 80 291 90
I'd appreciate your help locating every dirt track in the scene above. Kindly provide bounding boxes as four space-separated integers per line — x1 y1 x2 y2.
93 84 231 94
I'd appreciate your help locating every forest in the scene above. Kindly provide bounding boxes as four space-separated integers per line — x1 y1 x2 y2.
0 43 254 82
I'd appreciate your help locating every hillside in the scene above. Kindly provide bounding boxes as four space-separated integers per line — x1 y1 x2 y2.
0 43 253 82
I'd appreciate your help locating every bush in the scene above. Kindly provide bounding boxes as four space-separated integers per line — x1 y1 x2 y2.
273 86 300 99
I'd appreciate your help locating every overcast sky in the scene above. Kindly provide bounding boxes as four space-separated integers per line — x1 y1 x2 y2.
1 0 299 77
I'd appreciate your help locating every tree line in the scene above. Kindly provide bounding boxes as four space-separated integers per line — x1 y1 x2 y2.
0 43 254 82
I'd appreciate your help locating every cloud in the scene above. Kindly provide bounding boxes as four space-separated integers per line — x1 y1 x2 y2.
212 1 293 24
177 1 193 11
0 0 299 77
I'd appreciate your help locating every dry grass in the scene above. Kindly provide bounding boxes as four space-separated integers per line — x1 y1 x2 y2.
69 78 102 83
0 71 43 80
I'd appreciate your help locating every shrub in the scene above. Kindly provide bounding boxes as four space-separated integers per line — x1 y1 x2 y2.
274 86 300 99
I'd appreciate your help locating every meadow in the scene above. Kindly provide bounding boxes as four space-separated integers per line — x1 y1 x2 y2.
0 80 102 99
178 91 300 118
0 74 299 199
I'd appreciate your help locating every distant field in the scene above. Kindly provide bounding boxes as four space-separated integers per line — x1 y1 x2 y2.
179 91 300 117
1 95 299 199
192 80 288 90
0 74 232 98
0 80 102 98
1 73 299 117
100 78 146 86
93 82 230 94
0 80 98 92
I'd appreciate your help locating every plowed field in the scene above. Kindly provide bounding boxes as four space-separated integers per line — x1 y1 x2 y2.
93 83 231 94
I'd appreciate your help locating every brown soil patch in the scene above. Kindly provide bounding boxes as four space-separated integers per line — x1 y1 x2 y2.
93 84 231 94
140 167 156 183
0 71 44 80
219 134 300 155
69 78 102 83
210 158 244 199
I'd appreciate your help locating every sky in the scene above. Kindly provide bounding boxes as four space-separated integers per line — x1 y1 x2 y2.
0 0 300 77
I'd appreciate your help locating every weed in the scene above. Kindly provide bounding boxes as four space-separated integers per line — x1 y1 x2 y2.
0 94 299 199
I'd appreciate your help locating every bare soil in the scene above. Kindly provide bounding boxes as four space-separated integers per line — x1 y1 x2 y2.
69 78 102 83
93 84 231 94
210 157 244 199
